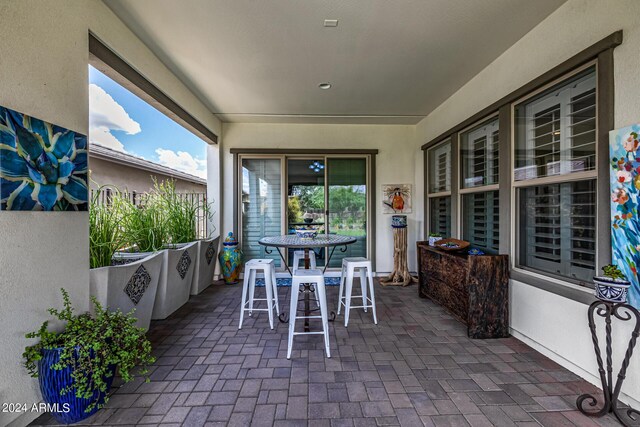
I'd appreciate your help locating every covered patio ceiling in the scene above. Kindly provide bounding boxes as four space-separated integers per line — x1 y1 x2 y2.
104 0 567 124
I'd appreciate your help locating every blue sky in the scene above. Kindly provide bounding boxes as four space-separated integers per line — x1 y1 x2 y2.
88 65 207 178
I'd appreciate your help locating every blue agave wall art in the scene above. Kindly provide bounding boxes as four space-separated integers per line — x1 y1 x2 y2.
0 106 88 211
610 124 640 309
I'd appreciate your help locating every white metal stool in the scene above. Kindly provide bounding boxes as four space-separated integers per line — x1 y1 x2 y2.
338 257 378 327
287 269 331 359
292 250 320 307
239 259 280 330
292 250 317 272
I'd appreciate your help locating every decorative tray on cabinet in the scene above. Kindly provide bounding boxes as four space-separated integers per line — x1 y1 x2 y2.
434 238 470 252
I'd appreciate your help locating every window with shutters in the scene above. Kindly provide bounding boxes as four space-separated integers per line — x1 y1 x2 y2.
429 196 451 237
427 140 451 236
427 141 451 193
461 118 499 189
513 66 597 283
514 67 596 181
462 191 499 254
459 117 500 253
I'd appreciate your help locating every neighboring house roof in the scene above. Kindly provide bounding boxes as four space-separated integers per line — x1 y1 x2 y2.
89 144 206 185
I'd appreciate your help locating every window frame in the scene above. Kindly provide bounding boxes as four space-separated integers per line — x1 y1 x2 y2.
459 113 501 194
457 114 501 252
510 61 600 287
426 139 453 237
512 62 599 189
427 139 452 196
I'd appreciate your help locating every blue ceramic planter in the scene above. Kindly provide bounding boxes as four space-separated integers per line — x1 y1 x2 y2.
391 215 407 228
38 348 115 424
593 276 631 303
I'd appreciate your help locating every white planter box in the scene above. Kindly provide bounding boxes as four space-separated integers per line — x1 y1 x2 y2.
191 236 221 295
90 251 163 331
152 241 198 319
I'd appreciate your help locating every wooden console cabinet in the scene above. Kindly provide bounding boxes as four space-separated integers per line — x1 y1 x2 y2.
417 242 509 339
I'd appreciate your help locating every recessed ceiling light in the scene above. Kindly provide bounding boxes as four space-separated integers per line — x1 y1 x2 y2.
323 19 338 27
319 83 331 90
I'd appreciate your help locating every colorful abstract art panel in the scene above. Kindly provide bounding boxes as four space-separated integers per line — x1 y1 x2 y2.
0 106 88 211
610 124 640 308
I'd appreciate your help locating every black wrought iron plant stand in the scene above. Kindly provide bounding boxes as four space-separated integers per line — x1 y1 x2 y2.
576 300 640 426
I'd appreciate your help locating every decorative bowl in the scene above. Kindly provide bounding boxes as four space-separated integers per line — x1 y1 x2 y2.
295 229 318 240
303 217 313 224
593 276 631 303
434 238 470 252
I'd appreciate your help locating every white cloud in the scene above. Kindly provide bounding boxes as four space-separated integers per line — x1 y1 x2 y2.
156 148 207 179
89 83 141 152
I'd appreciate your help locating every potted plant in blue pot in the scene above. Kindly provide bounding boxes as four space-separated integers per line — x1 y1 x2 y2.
23 289 155 424
593 264 632 303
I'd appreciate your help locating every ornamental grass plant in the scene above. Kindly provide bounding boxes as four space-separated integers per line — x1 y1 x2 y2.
117 187 168 253
89 186 129 268
89 178 211 264
156 179 211 244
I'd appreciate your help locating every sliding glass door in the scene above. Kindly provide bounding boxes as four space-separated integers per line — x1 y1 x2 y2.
239 154 370 271
240 158 283 266
287 158 326 267
326 158 367 267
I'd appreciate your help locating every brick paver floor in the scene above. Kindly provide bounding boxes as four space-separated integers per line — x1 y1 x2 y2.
32 280 625 426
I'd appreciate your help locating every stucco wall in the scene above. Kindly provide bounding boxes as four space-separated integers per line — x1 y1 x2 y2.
0 1 220 425
413 0 640 407
221 122 417 274
90 157 206 194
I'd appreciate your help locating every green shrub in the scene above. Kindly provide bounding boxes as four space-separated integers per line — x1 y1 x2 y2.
23 289 155 413
288 196 302 224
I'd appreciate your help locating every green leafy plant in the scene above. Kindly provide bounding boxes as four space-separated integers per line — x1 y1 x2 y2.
89 185 128 268
23 289 155 413
602 264 626 280
429 232 442 237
